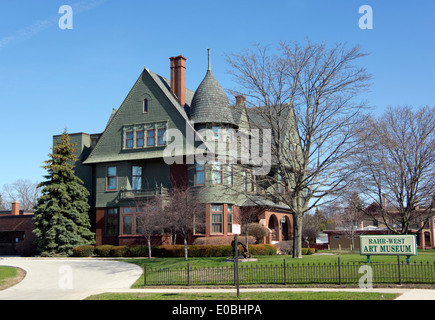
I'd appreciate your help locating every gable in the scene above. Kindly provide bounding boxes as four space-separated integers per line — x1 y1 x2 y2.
83 68 195 164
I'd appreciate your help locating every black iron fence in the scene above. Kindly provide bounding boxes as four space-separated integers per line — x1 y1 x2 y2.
143 258 435 286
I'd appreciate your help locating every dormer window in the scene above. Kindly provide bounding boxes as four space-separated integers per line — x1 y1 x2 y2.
157 128 166 146
125 131 134 149
123 122 166 150
146 129 155 146
136 130 144 148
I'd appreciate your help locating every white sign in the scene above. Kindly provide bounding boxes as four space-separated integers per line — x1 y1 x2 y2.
232 224 241 235
359 235 417 256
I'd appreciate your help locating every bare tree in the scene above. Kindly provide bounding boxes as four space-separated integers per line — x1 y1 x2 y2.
135 196 164 259
226 41 371 258
334 192 366 250
2 179 41 210
352 105 435 234
164 186 204 260
0 193 5 210
239 206 263 251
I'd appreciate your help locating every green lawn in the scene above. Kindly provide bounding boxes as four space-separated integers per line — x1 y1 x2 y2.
0 266 19 290
120 249 435 288
86 291 400 300
123 249 435 269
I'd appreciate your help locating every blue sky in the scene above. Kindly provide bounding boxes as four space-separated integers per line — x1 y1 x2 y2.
0 0 434 187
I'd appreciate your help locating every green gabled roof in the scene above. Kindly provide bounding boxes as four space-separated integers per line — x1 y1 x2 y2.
83 67 197 165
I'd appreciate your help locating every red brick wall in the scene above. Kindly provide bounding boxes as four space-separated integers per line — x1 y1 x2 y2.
0 215 36 256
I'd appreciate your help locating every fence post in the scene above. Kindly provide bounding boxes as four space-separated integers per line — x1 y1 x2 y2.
144 264 147 286
397 256 401 285
187 263 190 287
283 259 287 285
338 257 341 285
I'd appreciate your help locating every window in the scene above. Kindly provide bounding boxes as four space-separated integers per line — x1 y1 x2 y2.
147 129 155 147
227 164 233 185
122 207 133 235
211 204 223 234
157 128 166 146
107 167 117 191
227 205 233 234
195 162 205 185
125 131 133 149
105 208 118 236
120 206 161 236
227 128 235 142
276 174 283 193
136 130 144 148
212 126 222 141
132 166 142 191
212 161 222 185
289 143 297 159
143 99 148 113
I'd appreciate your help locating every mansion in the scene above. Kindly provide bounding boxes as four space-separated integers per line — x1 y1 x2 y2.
56 51 295 246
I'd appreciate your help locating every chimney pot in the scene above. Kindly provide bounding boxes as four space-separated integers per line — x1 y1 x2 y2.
170 55 187 107
11 201 20 216
235 95 246 105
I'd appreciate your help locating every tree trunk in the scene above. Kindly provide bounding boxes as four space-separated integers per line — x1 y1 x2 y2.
184 237 188 261
293 212 303 258
147 238 152 259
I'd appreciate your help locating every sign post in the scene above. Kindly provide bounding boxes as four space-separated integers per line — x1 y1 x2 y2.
359 235 417 264
232 224 241 297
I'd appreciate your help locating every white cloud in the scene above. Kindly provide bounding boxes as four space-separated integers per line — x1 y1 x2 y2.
0 0 107 51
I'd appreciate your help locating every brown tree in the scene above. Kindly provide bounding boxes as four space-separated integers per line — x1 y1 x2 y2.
226 41 371 258
135 196 164 259
164 186 204 260
352 105 435 234
2 179 41 210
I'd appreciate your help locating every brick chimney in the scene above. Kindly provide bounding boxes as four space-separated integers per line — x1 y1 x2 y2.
170 55 187 107
235 95 246 106
11 201 20 216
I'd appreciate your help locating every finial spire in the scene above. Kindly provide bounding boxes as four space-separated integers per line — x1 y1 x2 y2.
207 48 212 71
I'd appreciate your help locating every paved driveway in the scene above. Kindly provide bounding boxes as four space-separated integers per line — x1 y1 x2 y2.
0 257 142 300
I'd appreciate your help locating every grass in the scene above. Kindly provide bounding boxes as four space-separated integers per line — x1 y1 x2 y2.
119 249 435 288
86 291 400 300
122 249 435 268
0 266 25 290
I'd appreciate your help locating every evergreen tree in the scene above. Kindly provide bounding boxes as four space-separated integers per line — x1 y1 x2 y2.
33 130 95 256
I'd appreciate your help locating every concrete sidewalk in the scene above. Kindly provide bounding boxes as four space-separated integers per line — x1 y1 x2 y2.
1 257 435 300
0 257 143 300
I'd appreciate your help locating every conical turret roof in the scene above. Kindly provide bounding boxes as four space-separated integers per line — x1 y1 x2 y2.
189 49 236 126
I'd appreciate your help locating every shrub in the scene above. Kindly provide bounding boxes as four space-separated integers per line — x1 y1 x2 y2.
275 241 293 255
94 245 115 257
189 245 233 257
72 245 94 257
110 246 129 257
160 245 185 257
242 223 268 243
249 244 277 256
301 248 317 255
129 245 149 257
193 236 255 246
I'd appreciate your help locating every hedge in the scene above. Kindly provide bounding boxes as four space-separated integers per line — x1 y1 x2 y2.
302 248 317 255
72 245 94 257
94 245 115 257
72 244 278 258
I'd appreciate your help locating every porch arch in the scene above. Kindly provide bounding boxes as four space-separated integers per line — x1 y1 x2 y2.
268 214 279 241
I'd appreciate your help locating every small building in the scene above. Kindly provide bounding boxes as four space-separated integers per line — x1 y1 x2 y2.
0 201 36 256
324 227 389 251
